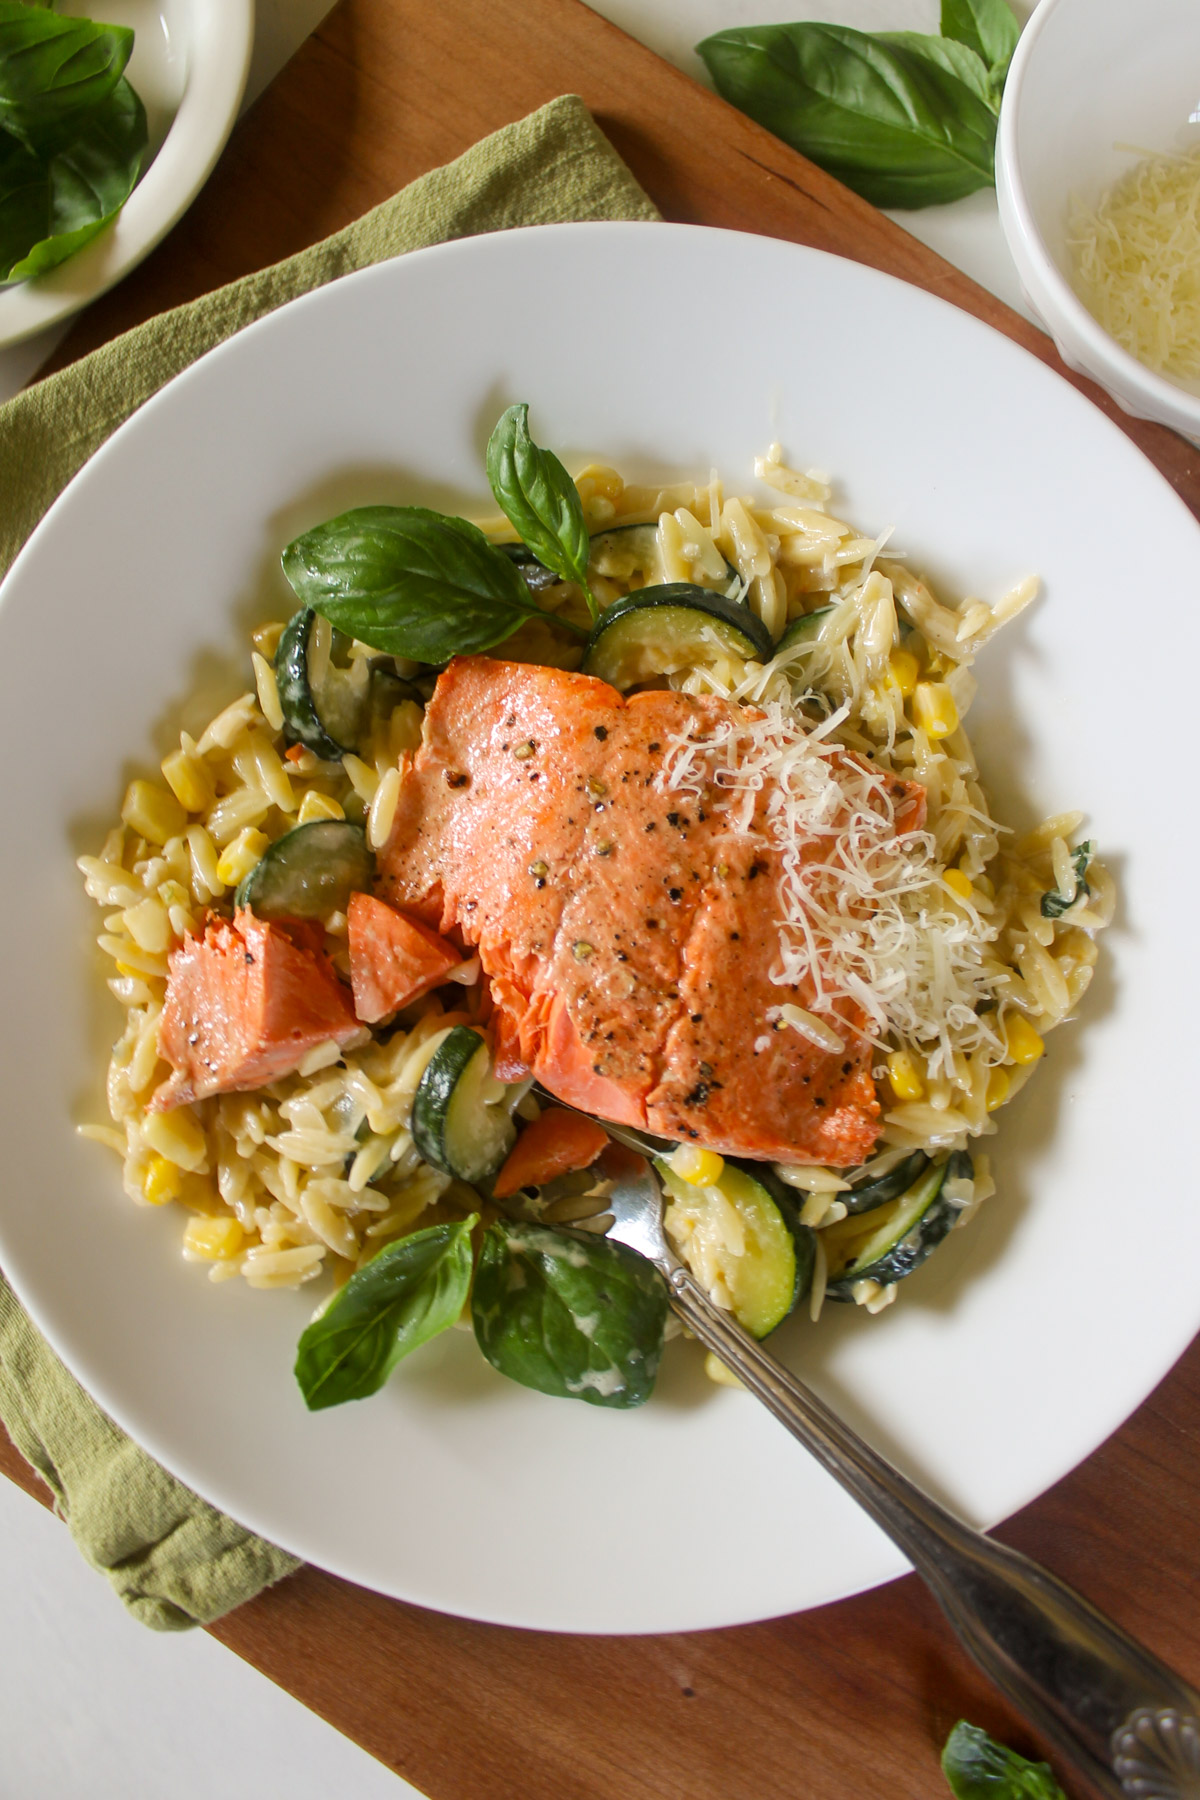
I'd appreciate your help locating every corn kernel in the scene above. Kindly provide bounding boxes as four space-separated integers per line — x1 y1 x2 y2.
161 748 216 814
668 1144 726 1187
911 681 959 739
216 826 269 888
183 1215 244 1261
297 789 345 825
886 1048 925 1102
121 779 187 847
1004 1014 1045 1065
887 648 920 697
943 867 973 901
704 1351 744 1389
141 1107 208 1173
985 1067 1011 1112
143 1156 182 1206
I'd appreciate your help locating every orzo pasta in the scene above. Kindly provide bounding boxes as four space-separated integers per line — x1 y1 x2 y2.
78 412 1110 1410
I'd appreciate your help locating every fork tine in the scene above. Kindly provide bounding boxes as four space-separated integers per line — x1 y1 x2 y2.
596 1143 674 1271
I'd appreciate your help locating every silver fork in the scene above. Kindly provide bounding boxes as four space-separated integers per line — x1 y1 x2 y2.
601 1144 1200 1800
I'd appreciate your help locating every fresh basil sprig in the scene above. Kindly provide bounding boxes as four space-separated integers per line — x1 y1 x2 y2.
0 3 133 146
941 1721 1066 1799
282 503 588 662
486 403 597 622
0 76 145 282
696 0 1020 211
471 1220 669 1409
295 1216 477 1410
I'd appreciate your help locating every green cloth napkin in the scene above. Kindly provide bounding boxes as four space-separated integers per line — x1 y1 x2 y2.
0 94 659 1630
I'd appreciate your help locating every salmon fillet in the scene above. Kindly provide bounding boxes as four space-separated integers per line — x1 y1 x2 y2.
379 657 927 1166
153 909 362 1110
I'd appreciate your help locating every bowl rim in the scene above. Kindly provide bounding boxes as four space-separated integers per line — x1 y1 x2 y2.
996 0 1200 437
0 0 256 351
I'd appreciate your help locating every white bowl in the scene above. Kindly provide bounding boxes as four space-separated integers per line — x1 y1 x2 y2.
5 223 1200 1633
996 0 1200 442
0 0 254 351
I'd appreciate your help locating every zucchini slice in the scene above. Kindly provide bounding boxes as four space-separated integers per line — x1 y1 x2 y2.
656 1157 814 1338
841 1149 930 1216
775 604 835 656
275 607 371 759
234 820 374 921
589 522 740 594
824 1151 971 1300
412 1025 517 1184
582 584 773 690
588 522 661 586
499 544 563 594
368 665 424 713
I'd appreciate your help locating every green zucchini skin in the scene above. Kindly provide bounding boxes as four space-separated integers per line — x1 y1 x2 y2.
411 1025 516 1184
582 584 773 690
233 820 374 921
826 1150 972 1300
656 1155 812 1338
734 1160 817 1308
499 543 563 593
775 604 835 656
841 1150 931 1216
274 608 354 759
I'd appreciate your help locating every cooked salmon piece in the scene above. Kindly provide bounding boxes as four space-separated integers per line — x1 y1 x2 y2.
152 908 362 1110
379 657 926 1166
347 892 462 1024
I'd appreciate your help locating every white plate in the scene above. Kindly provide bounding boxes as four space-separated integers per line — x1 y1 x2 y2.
0 0 253 350
1 223 1197 1635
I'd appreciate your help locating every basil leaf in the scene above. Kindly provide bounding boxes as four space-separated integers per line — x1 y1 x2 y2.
295 1216 477 1410
486 403 596 621
472 1221 668 1409
282 504 585 662
877 31 995 114
1040 840 1093 920
0 3 133 147
941 1721 1065 1799
940 0 1020 89
0 77 145 283
696 22 999 209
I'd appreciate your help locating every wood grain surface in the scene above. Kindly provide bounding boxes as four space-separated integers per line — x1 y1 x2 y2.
10 1 1200 1796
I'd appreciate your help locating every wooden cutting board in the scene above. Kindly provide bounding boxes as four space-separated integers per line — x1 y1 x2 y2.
6 3 1200 1797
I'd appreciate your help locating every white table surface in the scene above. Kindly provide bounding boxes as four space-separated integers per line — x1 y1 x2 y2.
0 2 1038 1794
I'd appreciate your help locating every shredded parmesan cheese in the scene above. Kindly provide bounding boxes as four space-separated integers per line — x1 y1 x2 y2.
657 647 1010 1082
1068 142 1200 387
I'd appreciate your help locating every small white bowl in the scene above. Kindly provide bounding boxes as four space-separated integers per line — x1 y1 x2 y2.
996 0 1200 442
0 0 254 351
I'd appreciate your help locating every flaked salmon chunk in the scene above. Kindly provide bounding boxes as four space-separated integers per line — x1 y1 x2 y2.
153 909 362 1110
380 657 927 1166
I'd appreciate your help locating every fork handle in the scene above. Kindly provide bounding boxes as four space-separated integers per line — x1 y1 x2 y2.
667 1266 1200 1800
